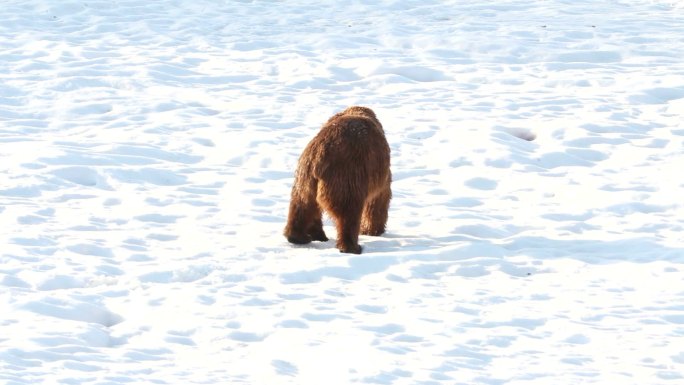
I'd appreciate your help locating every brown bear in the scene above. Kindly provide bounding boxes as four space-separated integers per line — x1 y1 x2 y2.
284 106 391 254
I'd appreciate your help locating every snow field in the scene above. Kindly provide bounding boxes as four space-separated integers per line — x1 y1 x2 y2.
1 1 684 384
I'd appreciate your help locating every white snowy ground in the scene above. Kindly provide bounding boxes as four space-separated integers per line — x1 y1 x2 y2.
2 0 684 384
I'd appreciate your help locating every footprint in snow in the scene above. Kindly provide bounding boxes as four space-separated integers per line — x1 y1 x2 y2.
355 304 388 314
192 137 215 147
134 213 182 224
109 145 203 164
109 168 188 186
137 264 213 284
21 296 123 327
69 103 113 115
165 330 196 346
360 323 405 336
0 274 31 289
36 275 85 291
66 243 114 258
51 166 110 189
629 86 684 105
124 348 173 362
228 331 267 342
277 319 309 329
272 359 299 376
464 177 498 191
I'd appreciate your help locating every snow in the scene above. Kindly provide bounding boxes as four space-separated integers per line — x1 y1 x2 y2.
1 0 684 384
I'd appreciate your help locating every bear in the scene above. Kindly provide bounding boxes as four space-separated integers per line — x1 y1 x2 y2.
284 106 392 254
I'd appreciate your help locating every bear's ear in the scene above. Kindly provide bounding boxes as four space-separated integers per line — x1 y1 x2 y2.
361 107 377 120
343 106 376 120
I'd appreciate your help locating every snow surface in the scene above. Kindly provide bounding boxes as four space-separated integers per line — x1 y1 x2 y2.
2 0 684 384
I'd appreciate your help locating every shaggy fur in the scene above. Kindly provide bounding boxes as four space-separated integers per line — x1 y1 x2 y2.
284 106 392 254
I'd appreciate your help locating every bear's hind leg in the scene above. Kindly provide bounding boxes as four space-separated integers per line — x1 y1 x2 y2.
307 209 328 242
334 210 363 254
319 182 363 254
284 214 313 244
360 186 391 236
284 195 319 245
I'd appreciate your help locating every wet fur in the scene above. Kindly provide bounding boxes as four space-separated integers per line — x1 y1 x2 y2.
284 106 391 254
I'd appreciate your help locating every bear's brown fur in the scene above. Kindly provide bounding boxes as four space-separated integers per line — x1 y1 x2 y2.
284 106 391 254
